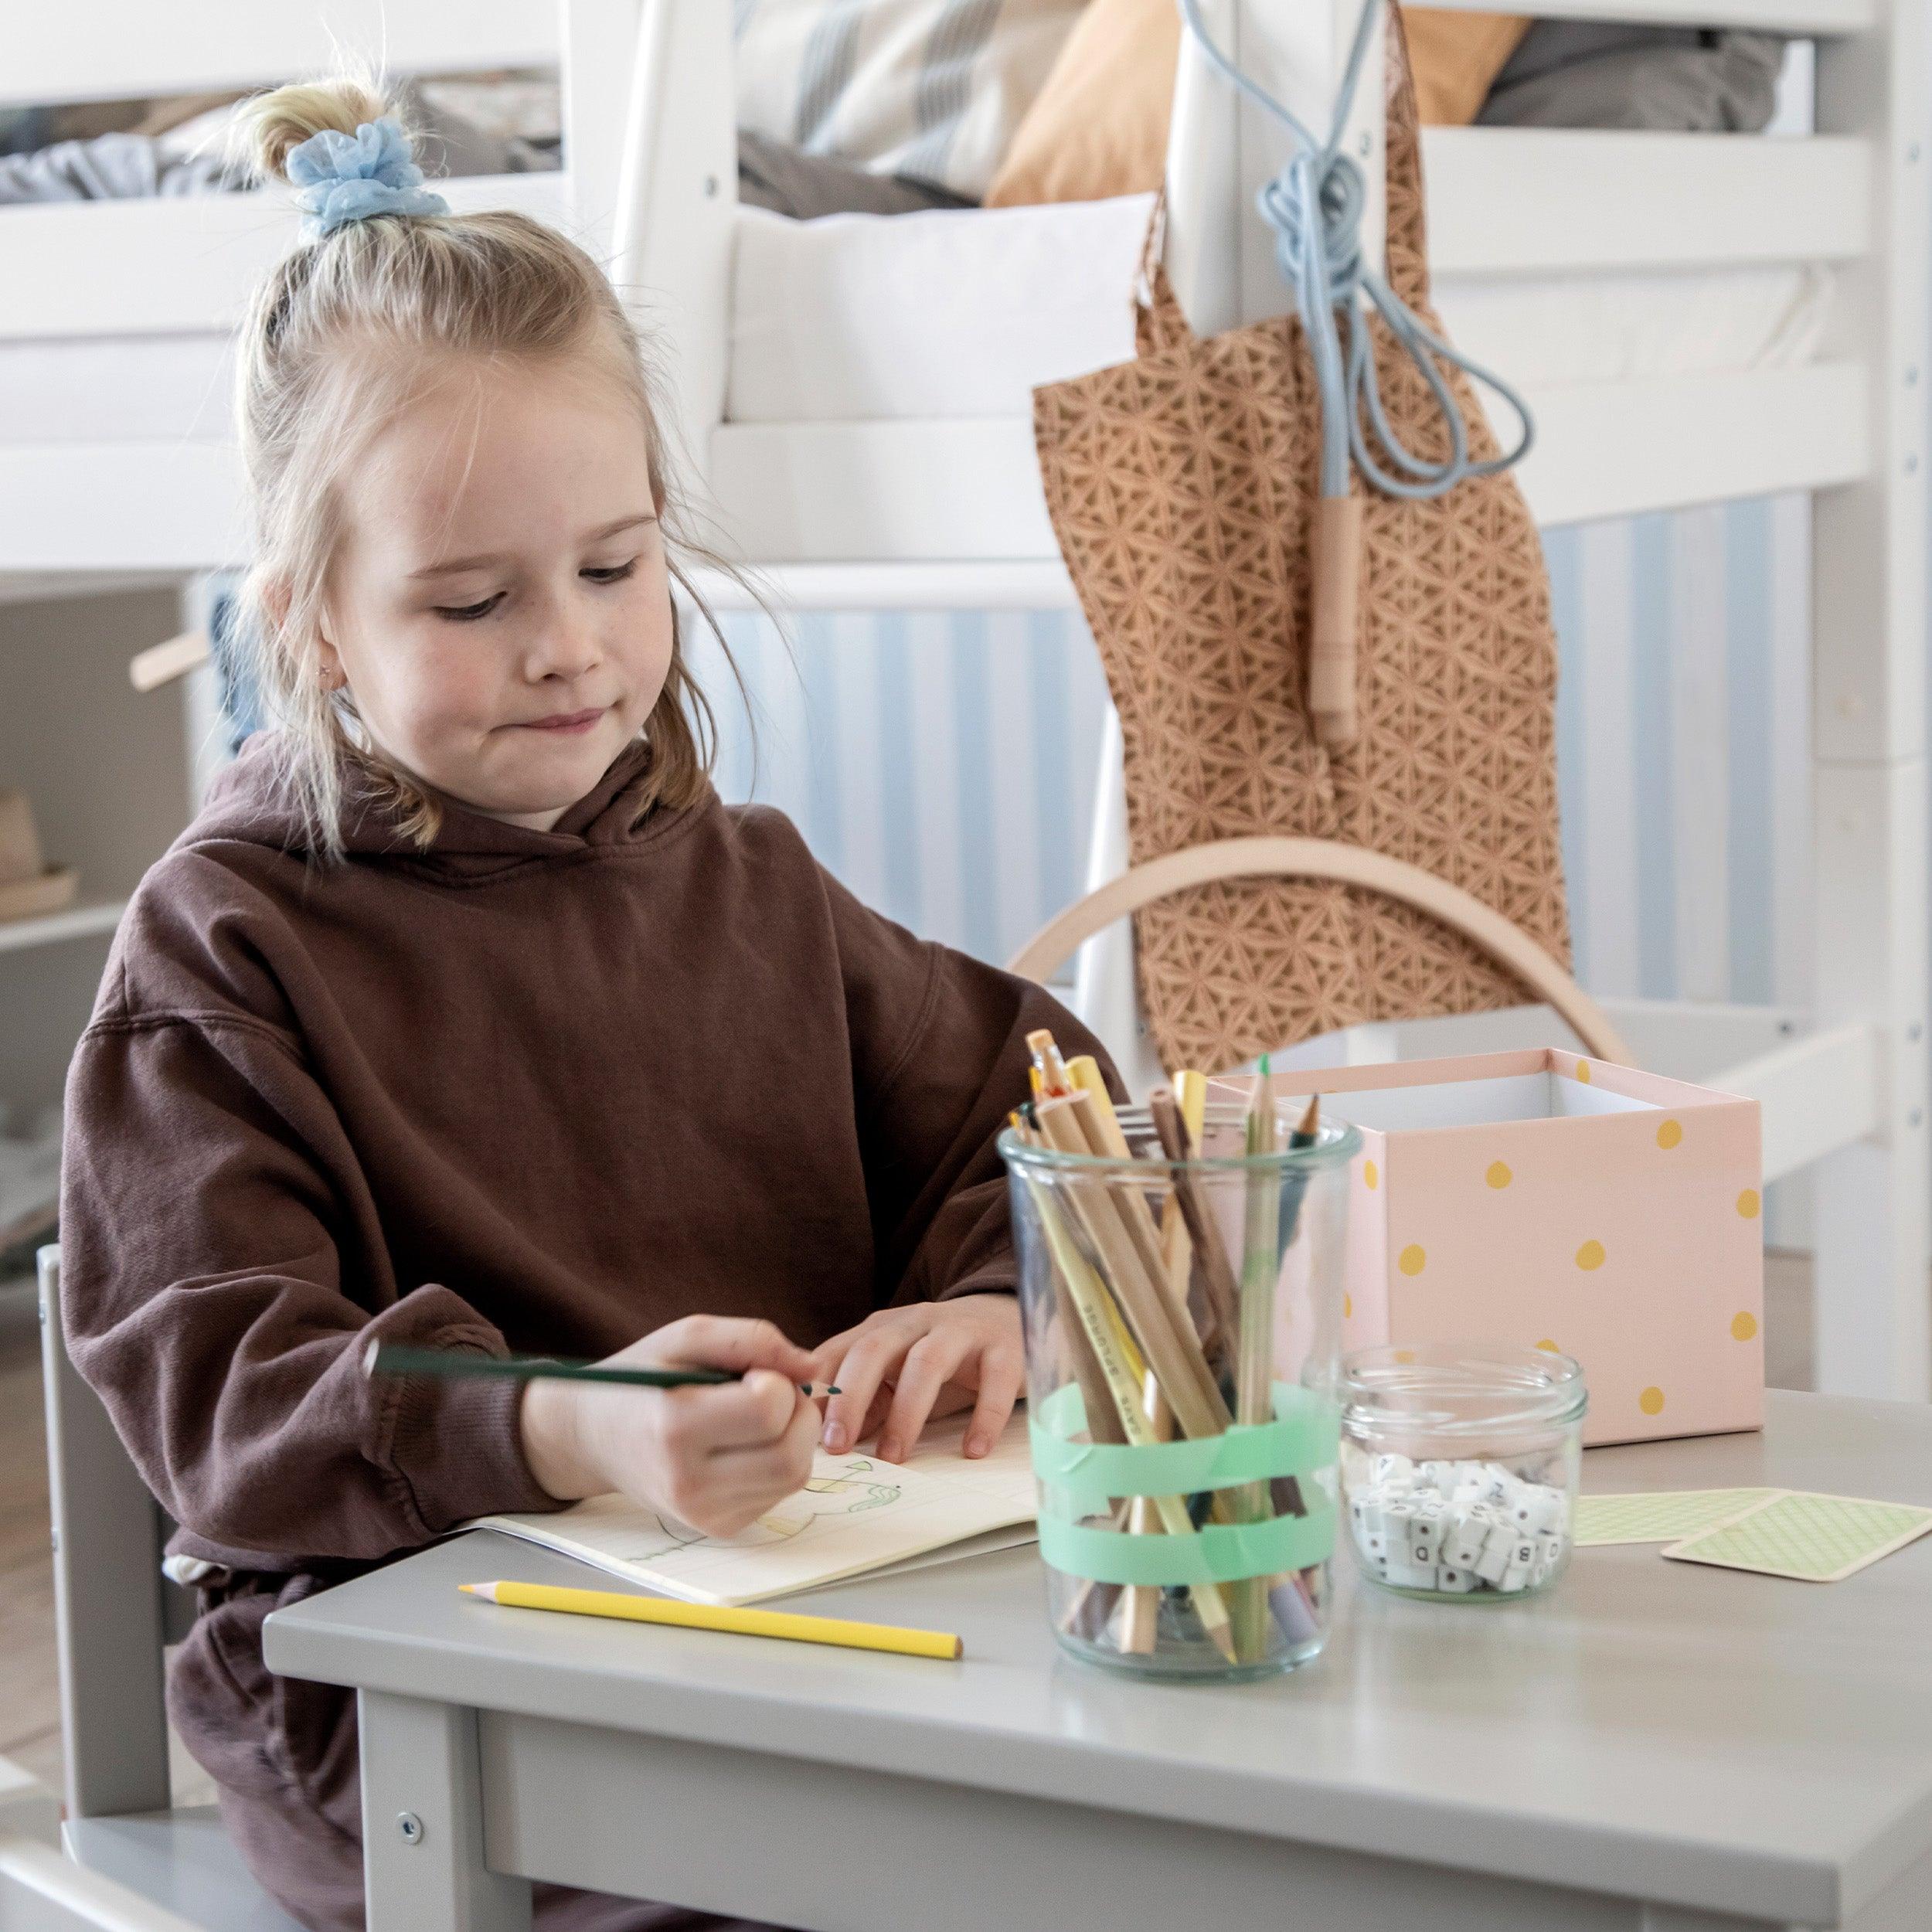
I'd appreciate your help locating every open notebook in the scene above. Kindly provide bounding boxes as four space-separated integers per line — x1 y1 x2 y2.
471 1411 1036 1607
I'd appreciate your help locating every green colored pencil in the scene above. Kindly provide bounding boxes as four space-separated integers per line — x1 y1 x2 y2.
364 1342 837 1398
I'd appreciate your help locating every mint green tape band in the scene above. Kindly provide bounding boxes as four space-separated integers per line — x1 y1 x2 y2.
1037 1502 1337 1587
1029 1381 1338 1512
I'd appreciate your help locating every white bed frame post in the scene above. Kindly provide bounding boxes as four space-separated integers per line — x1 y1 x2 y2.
1810 0 1932 1400
1166 0 1386 341
610 0 736 515
560 0 648 264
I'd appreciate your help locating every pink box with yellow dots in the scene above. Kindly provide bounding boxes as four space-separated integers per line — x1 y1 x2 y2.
1251 1047 1763 1447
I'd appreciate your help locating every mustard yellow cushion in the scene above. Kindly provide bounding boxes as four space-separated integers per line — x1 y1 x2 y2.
1403 9 1531 125
985 0 1179 208
985 1 1529 209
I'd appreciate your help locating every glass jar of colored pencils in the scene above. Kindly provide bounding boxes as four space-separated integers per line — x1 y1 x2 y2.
1001 1077 1359 1682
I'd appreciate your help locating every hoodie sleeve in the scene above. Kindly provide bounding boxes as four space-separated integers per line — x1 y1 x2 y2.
821 868 1124 1309
59 1005 559 1566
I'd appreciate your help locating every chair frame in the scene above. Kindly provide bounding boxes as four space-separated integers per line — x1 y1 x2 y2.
36 1245 302 1932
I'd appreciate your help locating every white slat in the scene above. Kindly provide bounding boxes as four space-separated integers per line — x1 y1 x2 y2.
1413 0 1870 33
1423 132 1871 274
0 362 1874 582
0 444 245 574
707 366 1869 566
4 3 561 107
0 176 573 342
1515 363 1869 526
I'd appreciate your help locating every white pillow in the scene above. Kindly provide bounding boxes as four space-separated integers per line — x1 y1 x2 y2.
735 0 1088 202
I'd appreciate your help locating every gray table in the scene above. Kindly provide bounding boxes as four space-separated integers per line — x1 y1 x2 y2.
264 1391 1932 1932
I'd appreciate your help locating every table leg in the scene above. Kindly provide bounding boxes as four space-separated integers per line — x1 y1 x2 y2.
359 1690 532 1932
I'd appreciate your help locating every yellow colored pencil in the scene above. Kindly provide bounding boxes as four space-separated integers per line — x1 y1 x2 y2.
1022 1173 1238 1663
460 1580 963 1661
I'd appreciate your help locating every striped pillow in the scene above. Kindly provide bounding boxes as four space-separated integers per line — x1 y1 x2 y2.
735 0 1088 202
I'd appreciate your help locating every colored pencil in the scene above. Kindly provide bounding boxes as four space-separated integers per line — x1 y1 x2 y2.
460 1580 961 1660
1068 1053 1173 1653
1033 1091 1230 1438
1146 1085 1240 1364
1018 1147 1238 1663
365 1342 838 1398
1230 1056 1282 1660
1012 1097 1237 1657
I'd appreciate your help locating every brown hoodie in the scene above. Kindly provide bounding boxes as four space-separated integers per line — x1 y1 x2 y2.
59 730 1109 1932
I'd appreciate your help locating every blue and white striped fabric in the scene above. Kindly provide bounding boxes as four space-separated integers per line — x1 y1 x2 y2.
733 0 1085 199
196 495 1812 1012
696 494 1814 1012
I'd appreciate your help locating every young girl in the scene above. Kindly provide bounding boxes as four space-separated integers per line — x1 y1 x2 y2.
59 82 1111 1932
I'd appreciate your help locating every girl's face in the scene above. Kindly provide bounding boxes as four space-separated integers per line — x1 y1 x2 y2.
318 352 672 832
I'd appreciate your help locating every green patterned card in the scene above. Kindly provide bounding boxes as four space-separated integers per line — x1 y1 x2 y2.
1663 1491 1932 1583
1574 1489 1778 1546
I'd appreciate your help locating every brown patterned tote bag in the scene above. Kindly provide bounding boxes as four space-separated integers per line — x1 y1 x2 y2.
1032 0 1570 1075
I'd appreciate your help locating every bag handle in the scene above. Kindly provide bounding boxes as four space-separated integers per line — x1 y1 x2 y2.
1006 836 1632 1066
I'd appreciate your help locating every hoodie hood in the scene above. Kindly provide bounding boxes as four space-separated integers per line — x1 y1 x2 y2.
185 729 682 872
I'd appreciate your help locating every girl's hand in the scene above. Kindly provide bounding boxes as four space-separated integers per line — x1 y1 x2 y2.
518 1316 821 1538
811 1293 1024 1464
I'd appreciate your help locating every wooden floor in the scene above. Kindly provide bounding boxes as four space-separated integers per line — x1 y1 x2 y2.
0 1253 1823 1804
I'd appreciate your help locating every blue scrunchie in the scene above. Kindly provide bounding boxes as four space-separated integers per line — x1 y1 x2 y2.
286 115 451 240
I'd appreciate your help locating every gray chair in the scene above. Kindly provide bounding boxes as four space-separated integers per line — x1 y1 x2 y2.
0 1750 203 1932
36 1246 304 1932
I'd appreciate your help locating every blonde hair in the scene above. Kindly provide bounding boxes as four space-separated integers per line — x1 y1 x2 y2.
229 73 745 861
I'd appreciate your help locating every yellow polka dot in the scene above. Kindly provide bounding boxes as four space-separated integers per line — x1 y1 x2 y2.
1736 1189 1761 1219
1730 1311 1758 1342
1397 1244 1427 1277
1575 1060 1592 1084
1656 1119 1682 1151
1364 1159 1379 1191
1393 1348 1417 1365
1639 1386 1665 1416
1344 1294 1353 1319
1575 1239 1606 1270
1536 1338 1560 1352
1486 1160 1513 1189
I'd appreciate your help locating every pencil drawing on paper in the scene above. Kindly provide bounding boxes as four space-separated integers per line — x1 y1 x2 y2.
589 1456 907 1554
474 1415 1036 1604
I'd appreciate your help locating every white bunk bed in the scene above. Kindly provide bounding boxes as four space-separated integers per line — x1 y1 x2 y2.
611 0 1930 1405
0 0 1923 1403
0 0 635 597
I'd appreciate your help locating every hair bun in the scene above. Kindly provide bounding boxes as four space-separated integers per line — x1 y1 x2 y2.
232 76 399 185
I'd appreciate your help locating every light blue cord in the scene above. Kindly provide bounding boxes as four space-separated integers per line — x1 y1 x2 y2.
1175 0 1533 501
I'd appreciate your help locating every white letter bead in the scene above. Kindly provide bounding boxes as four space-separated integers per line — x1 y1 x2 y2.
1385 1556 1439 1590
1436 1566 1478 1594
1472 1534 1514 1587
1498 1541 1537 1591
1510 1487 1565 1533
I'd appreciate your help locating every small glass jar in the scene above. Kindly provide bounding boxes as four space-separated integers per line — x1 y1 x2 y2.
1338 1342 1586 1601
1003 1107 1359 1681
